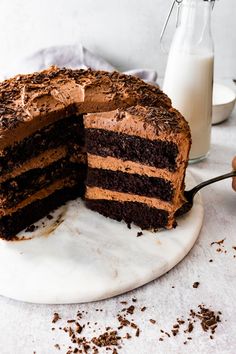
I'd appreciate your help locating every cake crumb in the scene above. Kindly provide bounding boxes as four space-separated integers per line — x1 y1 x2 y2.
47 214 53 220
192 282 200 288
25 224 38 232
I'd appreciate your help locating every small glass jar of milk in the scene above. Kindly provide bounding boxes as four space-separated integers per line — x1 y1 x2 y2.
162 0 215 163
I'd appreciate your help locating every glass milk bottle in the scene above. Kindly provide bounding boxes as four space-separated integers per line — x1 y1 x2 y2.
162 0 215 162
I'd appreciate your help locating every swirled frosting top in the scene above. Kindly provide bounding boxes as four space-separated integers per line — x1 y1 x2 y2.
0 66 179 150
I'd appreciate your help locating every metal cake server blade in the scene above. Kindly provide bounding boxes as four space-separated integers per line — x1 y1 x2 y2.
176 170 236 216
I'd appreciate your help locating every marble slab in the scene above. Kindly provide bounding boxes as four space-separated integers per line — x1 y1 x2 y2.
0 172 203 304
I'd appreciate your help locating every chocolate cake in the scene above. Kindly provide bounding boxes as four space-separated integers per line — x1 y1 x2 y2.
0 67 191 240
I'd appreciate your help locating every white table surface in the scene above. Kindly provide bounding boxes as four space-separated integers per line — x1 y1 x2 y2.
0 80 235 354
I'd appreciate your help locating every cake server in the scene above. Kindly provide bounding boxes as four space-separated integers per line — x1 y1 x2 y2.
177 170 236 215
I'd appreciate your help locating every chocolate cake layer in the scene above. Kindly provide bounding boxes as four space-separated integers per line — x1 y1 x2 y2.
86 168 174 202
1 160 86 208
0 185 83 240
1 114 84 175
86 199 171 230
86 129 178 172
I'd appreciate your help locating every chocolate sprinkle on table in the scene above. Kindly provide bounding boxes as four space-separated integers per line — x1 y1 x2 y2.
158 304 222 344
126 306 135 315
49 301 223 352
192 282 200 288
52 312 61 323
210 238 225 246
91 331 121 347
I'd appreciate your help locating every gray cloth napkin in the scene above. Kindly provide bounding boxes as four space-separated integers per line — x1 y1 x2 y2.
1 44 158 84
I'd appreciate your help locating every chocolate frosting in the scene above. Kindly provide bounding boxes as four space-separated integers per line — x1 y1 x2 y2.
85 105 191 142
0 66 172 150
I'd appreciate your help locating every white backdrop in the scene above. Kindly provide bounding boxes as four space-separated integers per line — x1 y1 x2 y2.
0 0 235 79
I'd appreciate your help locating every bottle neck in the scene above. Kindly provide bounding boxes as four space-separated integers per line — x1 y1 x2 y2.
180 0 212 27
173 0 214 55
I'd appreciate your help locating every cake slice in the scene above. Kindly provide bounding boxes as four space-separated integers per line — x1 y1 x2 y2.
84 105 191 229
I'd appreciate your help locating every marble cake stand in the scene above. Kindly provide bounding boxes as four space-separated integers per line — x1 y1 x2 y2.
0 172 203 304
